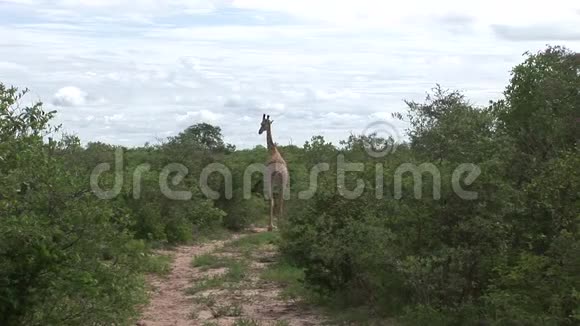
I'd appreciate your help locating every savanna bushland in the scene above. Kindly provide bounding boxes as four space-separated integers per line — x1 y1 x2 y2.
1 45 578 325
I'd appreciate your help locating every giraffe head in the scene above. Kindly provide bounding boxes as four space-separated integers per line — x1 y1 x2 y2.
258 114 273 135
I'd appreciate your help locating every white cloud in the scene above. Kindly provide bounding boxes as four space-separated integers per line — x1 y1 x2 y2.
233 0 580 27
322 112 361 125
307 89 361 101
26 0 231 23
1 0 36 4
104 114 125 124
0 61 28 72
52 86 88 107
2 0 580 148
369 112 392 120
224 95 244 107
176 110 223 123
491 23 580 41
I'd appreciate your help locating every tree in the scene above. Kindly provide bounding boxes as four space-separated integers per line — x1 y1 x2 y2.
168 122 235 152
494 45 579 182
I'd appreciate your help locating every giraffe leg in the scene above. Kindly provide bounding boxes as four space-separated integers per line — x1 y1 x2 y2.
279 178 288 225
278 196 284 228
268 197 274 231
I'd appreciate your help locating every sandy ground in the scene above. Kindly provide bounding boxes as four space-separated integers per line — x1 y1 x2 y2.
137 229 326 326
138 235 240 326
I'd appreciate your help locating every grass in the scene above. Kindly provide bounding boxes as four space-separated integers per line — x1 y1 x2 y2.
186 276 226 295
192 294 217 307
225 231 279 250
259 254 390 325
261 260 308 300
142 253 173 276
187 310 198 320
323 307 387 325
233 319 262 326
192 253 238 271
261 260 304 285
225 260 248 282
224 231 279 258
192 253 218 268
192 228 234 244
186 260 249 294
210 303 243 317
202 322 219 326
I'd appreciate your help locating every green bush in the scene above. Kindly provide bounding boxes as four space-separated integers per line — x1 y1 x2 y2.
0 84 147 325
221 191 267 230
279 46 580 324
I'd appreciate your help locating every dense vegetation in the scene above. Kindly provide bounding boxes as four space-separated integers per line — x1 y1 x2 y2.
279 46 580 325
0 45 578 325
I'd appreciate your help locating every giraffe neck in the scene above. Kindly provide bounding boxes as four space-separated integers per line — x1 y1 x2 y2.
266 126 277 153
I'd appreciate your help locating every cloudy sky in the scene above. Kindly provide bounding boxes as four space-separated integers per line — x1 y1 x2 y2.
1 0 579 148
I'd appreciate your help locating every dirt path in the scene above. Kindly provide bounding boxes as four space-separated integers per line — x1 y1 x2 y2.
138 235 241 326
138 230 326 326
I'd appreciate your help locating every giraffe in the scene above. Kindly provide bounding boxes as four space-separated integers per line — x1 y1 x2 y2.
258 114 289 231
